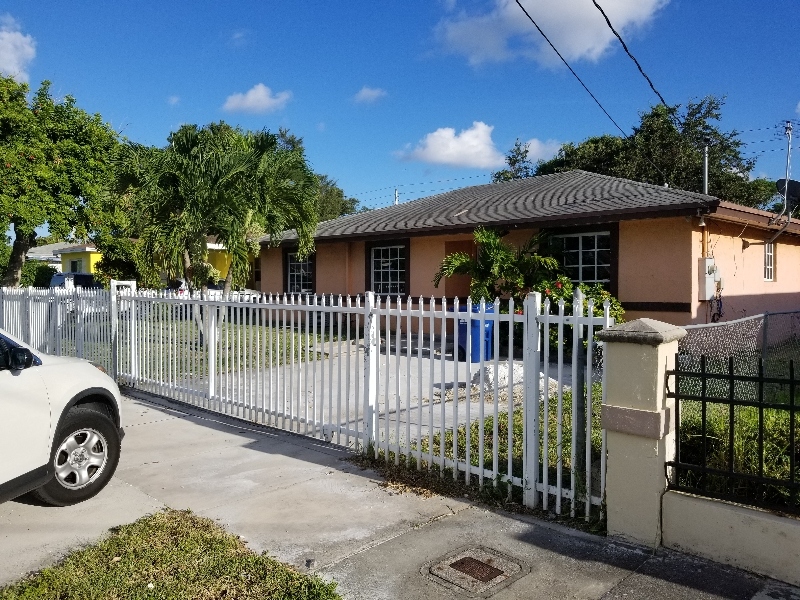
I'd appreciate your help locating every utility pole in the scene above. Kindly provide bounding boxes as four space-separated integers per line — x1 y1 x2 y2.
703 136 710 195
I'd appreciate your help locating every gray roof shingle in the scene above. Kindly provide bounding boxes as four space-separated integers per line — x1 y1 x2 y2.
264 170 718 244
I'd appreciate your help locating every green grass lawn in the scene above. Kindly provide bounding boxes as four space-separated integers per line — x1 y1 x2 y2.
0 510 340 600
421 383 604 482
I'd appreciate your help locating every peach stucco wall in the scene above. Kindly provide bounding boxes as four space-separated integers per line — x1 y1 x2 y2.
618 217 693 306
259 217 800 324
692 218 800 322
261 247 282 295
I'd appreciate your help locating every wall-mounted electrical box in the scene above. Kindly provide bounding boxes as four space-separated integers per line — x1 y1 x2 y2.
698 257 719 301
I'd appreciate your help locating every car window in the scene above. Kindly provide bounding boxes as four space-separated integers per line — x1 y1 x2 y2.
0 333 41 367
0 337 8 369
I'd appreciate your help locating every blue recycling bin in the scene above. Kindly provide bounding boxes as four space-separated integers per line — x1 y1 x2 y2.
453 304 494 362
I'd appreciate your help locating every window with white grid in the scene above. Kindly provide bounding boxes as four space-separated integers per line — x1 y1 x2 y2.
764 242 774 281
371 245 406 296
286 252 313 293
551 232 611 284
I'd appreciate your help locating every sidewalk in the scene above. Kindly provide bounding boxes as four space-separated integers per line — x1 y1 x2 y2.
1 392 798 599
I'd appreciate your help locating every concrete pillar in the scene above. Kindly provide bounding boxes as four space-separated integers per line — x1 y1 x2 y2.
596 318 686 547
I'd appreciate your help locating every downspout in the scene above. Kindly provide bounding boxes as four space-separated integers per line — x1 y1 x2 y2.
702 138 710 258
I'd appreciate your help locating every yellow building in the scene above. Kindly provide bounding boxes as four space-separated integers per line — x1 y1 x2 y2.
54 245 102 274
207 240 232 280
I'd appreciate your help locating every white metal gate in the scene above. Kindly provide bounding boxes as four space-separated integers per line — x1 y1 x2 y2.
0 285 612 517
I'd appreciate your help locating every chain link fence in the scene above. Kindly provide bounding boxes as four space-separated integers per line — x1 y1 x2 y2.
678 311 800 400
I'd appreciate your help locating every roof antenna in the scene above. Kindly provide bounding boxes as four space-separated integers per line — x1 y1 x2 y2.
703 136 710 195
745 122 795 250
770 121 793 225
394 189 399 205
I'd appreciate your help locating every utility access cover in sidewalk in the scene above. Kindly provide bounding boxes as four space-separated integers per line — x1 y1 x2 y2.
423 546 528 597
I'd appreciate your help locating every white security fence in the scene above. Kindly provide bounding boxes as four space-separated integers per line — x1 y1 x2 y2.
0 285 612 517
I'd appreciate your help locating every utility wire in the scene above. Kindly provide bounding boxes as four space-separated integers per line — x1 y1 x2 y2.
513 0 670 185
591 0 667 105
353 173 489 197
514 0 628 138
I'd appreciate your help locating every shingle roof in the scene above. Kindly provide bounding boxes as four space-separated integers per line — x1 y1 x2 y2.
264 170 719 244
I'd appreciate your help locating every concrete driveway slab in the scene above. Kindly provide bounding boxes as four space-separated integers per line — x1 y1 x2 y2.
2 392 797 600
201 463 470 568
116 437 367 513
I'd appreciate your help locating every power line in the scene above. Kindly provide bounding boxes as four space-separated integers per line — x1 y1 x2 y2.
352 174 490 198
513 0 670 185
513 0 628 139
591 0 667 105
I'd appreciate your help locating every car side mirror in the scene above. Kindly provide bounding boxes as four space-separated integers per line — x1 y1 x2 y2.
9 347 34 370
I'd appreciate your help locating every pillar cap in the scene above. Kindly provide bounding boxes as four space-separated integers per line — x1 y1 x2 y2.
596 318 686 347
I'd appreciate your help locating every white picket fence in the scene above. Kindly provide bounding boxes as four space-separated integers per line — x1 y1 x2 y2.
0 285 613 517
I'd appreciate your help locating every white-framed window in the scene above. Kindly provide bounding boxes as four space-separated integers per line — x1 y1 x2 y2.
286 252 313 293
764 242 774 281
551 231 611 284
371 245 406 296
69 259 83 273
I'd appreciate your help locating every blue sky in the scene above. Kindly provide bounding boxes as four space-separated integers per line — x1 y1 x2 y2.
2 1 799 210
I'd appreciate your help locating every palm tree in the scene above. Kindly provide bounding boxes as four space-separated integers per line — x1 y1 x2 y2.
115 123 318 293
433 227 558 303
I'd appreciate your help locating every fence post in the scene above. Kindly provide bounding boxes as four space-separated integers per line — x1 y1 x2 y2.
110 283 119 380
24 287 32 345
523 291 542 508
73 287 84 358
207 303 218 402
362 291 379 452
596 319 686 547
0 287 5 330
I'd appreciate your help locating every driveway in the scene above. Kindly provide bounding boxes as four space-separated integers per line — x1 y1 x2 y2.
1 392 798 599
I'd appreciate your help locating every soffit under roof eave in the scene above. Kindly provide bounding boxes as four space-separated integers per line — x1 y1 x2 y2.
710 204 800 237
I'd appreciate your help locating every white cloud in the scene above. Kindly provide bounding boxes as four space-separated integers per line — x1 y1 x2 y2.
354 85 388 104
796 101 800 116
167 95 180 106
525 137 561 162
230 29 249 47
222 83 291 114
400 121 505 168
0 15 36 82
436 0 667 67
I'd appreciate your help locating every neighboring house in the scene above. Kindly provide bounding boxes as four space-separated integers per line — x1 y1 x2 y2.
258 170 800 326
206 237 261 289
53 244 102 275
26 242 74 272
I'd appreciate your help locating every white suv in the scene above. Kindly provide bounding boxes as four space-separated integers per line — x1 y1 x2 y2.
0 328 123 506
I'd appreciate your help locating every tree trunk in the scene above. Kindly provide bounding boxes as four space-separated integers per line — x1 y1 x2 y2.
223 263 234 296
0 225 36 288
182 249 193 292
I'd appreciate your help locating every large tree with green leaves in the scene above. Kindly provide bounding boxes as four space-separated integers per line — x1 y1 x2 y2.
0 75 119 286
115 122 318 293
316 174 366 221
502 96 774 208
275 130 365 221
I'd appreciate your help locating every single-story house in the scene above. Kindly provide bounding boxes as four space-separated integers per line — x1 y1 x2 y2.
258 170 800 325
26 242 74 272
53 244 102 275
41 238 259 288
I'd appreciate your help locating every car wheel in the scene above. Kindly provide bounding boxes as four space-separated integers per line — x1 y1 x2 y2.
31 407 121 507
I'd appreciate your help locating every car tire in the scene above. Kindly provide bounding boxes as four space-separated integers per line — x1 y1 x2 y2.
31 407 121 507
